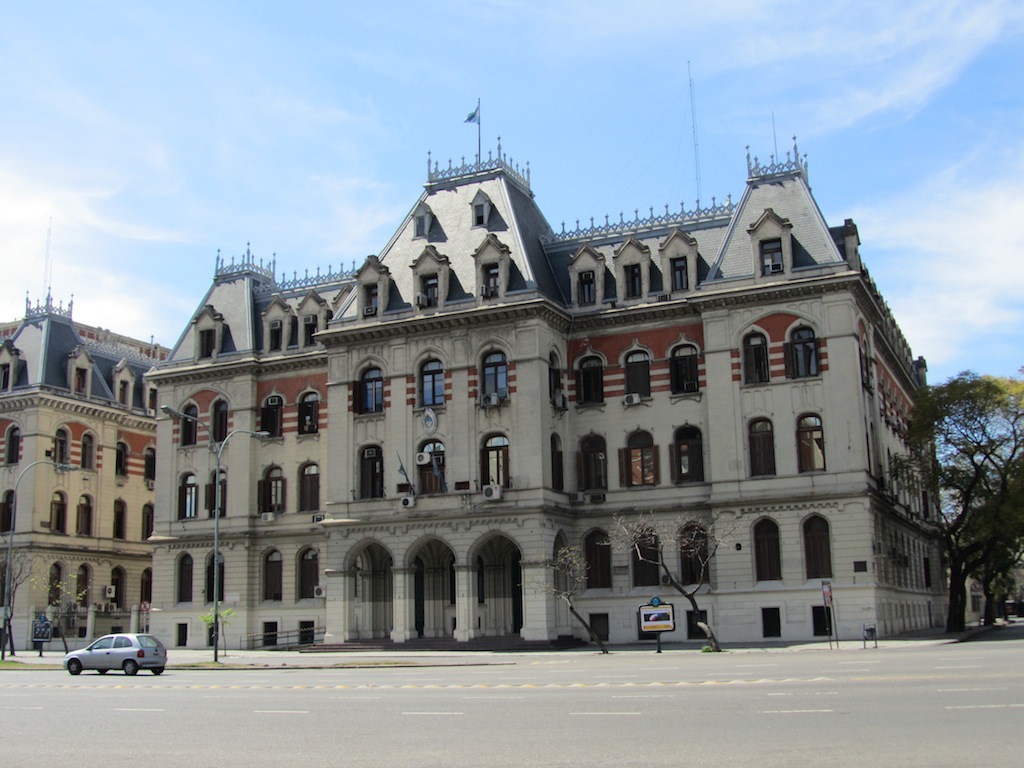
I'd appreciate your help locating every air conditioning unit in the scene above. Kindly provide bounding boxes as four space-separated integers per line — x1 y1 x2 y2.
589 492 606 504
303 315 317 325
261 512 276 523
569 491 586 504
362 306 377 317
682 381 699 393
623 393 642 407
661 574 673 585
145 479 155 490
553 392 568 411
313 585 327 598
657 293 672 302
481 286 497 299
146 408 156 417
768 262 784 274
400 495 416 508
481 392 502 408
104 585 116 599
415 452 431 466
482 484 503 501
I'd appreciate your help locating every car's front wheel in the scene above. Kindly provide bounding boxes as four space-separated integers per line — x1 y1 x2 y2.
152 667 164 675
123 659 139 676
67 659 82 676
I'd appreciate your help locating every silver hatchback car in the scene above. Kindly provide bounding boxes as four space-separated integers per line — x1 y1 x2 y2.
63 633 167 676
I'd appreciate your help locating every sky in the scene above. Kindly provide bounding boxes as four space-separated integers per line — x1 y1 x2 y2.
1 1 1022 384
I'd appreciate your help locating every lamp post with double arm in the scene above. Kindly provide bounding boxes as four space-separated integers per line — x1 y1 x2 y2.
161 405 268 662
2 459 78 659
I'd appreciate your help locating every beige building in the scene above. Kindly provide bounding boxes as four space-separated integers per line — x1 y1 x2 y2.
1 295 166 651
148 141 944 649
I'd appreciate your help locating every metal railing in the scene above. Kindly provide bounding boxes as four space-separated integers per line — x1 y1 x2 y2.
239 625 326 650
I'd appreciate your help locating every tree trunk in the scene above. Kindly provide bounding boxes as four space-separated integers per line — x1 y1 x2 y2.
565 599 609 654
946 558 968 633
683 591 722 652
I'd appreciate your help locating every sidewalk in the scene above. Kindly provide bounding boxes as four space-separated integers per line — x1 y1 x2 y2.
4 623 1003 669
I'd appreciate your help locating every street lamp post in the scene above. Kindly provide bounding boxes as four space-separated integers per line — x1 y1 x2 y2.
2 459 78 660
161 405 268 662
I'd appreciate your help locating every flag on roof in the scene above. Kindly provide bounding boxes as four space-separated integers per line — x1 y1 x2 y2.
465 105 480 124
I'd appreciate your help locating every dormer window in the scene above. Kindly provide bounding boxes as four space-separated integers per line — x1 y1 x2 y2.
118 380 130 405
412 203 434 240
365 285 378 315
198 328 216 358
303 314 318 346
670 258 688 291
471 190 492 228
578 271 596 305
421 275 439 307
268 320 283 351
75 367 88 394
613 237 651 303
624 264 643 299
474 204 486 226
482 264 500 299
760 239 784 275
414 215 428 238
0 363 10 390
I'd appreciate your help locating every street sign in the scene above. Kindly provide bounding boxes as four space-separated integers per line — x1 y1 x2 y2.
639 601 676 633
31 617 52 643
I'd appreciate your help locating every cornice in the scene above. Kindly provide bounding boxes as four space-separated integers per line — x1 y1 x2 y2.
148 349 327 385
0 390 155 431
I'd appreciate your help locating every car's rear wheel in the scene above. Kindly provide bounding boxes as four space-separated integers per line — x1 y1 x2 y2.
152 667 164 675
123 659 139 676
67 659 82 676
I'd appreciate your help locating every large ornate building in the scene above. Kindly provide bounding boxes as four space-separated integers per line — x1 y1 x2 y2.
1 296 166 651
148 141 943 649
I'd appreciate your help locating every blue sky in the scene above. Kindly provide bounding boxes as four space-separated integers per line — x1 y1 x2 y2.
1 1 1021 384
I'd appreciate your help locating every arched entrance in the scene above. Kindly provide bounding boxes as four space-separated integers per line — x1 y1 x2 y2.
472 534 523 637
349 542 393 640
409 538 456 639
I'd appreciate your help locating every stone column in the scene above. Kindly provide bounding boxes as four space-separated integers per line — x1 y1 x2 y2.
390 566 415 643
518 560 556 641
322 568 356 643
453 564 477 642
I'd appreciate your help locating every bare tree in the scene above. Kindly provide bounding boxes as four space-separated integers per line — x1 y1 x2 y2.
0 549 32 658
540 545 609 654
613 512 728 652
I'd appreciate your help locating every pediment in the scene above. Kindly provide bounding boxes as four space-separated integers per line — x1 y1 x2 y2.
613 236 650 263
411 245 449 271
569 244 605 269
472 233 510 262
747 208 792 236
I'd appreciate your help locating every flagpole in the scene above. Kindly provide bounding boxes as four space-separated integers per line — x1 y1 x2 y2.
476 98 481 165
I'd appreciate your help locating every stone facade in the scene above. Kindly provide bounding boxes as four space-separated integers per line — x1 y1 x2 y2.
147 141 944 649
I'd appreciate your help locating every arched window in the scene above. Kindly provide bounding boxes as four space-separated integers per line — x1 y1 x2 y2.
115 441 129 477
53 428 70 464
176 554 193 603
110 567 126 608
786 327 819 378
76 495 93 536
359 447 384 499
143 447 156 481
141 503 154 540
672 426 704 483
259 467 286 514
1 490 13 532
804 515 833 578
50 492 67 533
211 399 229 442
576 356 604 405
261 395 283 437
749 419 776 476
298 391 320 434
140 568 153 604
48 562 64 605
579 435 607 491
75 564 90 606
4 425 19 464
357 367 385 414
481 351 508 398
742 332 770 384
205 553 224 605
80 433 94 470
624 351 651 398
584 529 611 589
621 431 658 487
754 519 782 581
420 359 445 407
299 463 320 511
181 404 199 445
797 414 826 472
178 473 198 520
417 442 446 494
264 551 283 601
113 499 127 539
298 548 319 599
678 523 709 584
632 527 660 587
670 345 699 393
481 434 510 488
548 352 562 403
550 434 564 492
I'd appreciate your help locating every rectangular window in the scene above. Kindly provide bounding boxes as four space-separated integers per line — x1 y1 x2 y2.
760 239 783 275
578 271 596 305
670 257 688 292
268 320 283 351
303 315 318 346
811 606 833 637
686 610 708 640
670 353 699 393
474 203 486 226
483 264 500 298
624 264 642 298
118 380 129 405
422 275 439 307
75 367 88 394
198 329 216 358
762 607 782 638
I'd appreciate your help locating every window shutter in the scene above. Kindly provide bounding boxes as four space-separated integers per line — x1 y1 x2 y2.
576 451 584 490
652 445 661 485
618 448 628 488
177 486 187 519
783 341 795 378
668 443 679 483
575 369 583 403
204 483 215 513
257 479 268 513
278 478 287 513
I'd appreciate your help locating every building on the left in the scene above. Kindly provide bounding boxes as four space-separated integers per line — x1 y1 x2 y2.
0 294 167 652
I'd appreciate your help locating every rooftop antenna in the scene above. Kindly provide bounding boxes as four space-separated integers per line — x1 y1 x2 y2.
688 62 702 203
772 112 779 159
43 217 53 295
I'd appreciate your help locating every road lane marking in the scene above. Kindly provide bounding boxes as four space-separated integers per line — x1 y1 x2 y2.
254 710 310 714
402 711 463 716
938 687 1007 692
114 708 165 712
570 712 641 716
945 704 1024 710
762 709 834 714
934 665 981 670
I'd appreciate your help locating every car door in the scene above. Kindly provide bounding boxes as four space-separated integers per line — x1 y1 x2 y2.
110 635 134 669
86 635 115 671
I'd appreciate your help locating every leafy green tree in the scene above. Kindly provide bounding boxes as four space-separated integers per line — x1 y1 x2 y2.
199 604 235 654
906 371 1024 632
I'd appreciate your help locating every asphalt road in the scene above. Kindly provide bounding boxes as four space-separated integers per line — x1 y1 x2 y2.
2 627 1022 767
